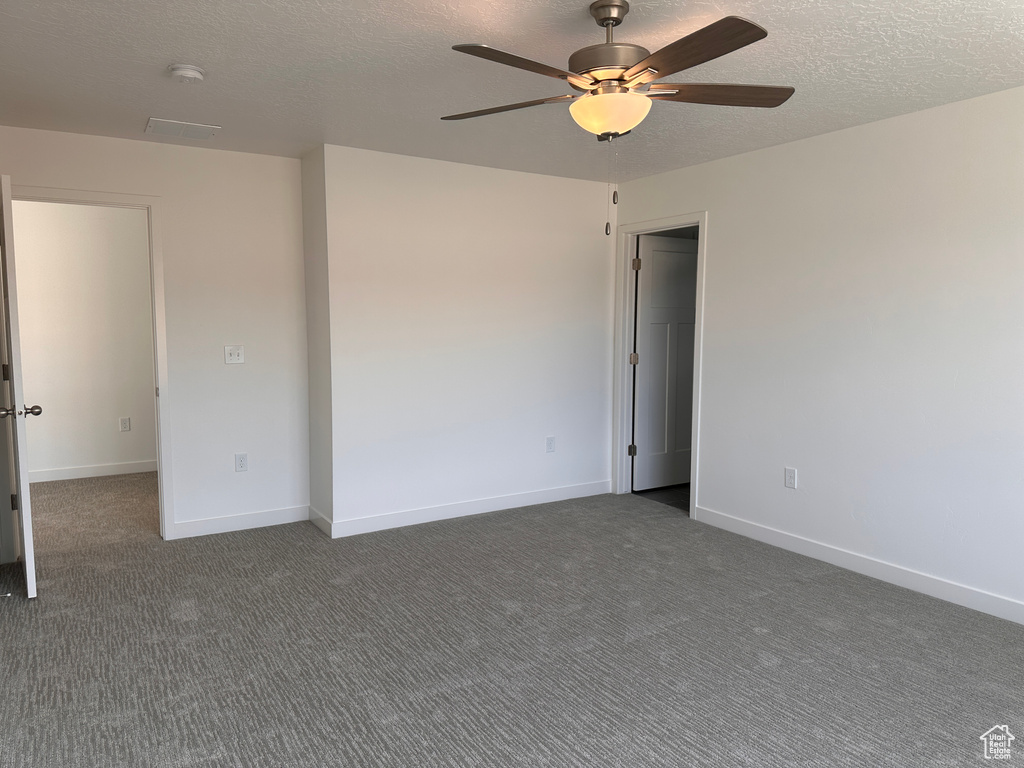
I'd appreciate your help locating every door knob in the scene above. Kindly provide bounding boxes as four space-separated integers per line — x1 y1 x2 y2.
0 408 13 419
24 405 42 416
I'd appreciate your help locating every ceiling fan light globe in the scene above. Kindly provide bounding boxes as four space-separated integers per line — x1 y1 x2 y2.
569 91 652 135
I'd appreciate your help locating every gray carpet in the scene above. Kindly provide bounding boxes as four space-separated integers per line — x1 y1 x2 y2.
633 484 690 513
1 473 1022 767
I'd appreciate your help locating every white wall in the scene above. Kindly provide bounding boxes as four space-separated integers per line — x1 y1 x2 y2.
14 200 157 481
0 126 309 537
312 145 615 535
619 85 1024 623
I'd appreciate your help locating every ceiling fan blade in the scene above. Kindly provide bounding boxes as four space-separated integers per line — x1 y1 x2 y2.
622 17 768 85
453 44 595 90
441 94 577 121
647 83 794 108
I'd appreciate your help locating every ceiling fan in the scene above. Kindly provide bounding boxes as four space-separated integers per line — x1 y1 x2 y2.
442 0 794 140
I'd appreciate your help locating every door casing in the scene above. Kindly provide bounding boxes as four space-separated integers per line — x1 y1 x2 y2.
612 211 708 518
12 186 174 539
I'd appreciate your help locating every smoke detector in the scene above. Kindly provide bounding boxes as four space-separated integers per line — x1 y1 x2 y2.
168 64 205 84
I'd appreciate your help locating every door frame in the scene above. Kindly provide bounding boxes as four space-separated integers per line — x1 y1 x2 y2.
612 211 708 518
12 186 174 539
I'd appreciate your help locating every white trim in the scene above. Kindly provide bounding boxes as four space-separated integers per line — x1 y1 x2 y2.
612 211 708 511
308 505 332 537
10 185 174 540
314 480 611 539
167 505 310 540
696 505 1024 626
29 461 157 483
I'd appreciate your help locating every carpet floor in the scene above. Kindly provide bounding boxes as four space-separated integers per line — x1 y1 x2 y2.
1 473 1022 767
633 484 690 513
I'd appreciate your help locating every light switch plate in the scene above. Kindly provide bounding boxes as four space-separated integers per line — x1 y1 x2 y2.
224 345 245 364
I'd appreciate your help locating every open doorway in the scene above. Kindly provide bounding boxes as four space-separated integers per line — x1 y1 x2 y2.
9 194 167 554
629 226 698 514
630 226 698 513
612 210 706 519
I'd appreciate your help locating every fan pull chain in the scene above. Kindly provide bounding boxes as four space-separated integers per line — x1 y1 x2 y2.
604 136 621 236
605 138 613 235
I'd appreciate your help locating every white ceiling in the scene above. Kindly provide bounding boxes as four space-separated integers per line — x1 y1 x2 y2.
1 0 1021 182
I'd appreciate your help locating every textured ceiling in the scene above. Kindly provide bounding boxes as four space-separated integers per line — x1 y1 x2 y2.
0 0 1022 182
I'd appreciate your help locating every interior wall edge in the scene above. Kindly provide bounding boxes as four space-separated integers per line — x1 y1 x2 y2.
307 505 333 538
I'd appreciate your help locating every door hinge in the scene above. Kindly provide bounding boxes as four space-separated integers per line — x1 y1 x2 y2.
155 386 160 397
629 352 639 365
1 364 8 381
631 257 642 271
627 444 637 457
10 494 16 511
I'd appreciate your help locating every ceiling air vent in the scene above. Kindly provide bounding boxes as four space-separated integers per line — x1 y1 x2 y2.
145 117 220 140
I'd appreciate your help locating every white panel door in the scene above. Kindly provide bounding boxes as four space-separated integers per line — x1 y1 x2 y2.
0 176 37 598
633 234 697 491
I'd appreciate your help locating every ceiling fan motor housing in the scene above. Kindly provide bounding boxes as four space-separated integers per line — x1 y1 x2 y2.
568 42 650 86
571 0 648 87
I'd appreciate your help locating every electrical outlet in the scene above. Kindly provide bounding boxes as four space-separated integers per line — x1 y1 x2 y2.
119 417 131 433
224 345 245 364
235 453 248 472
545 436 556 453
785 467 797 489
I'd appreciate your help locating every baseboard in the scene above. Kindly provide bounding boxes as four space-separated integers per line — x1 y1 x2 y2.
29 460 158 483
695 505 1024 626
167 505 310 540
315 480 612 539
308 505 332 537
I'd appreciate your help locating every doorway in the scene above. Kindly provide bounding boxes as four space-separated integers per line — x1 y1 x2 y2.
631 227 698 512
0 185 172 598
15 198 162 537
612 211 707 520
